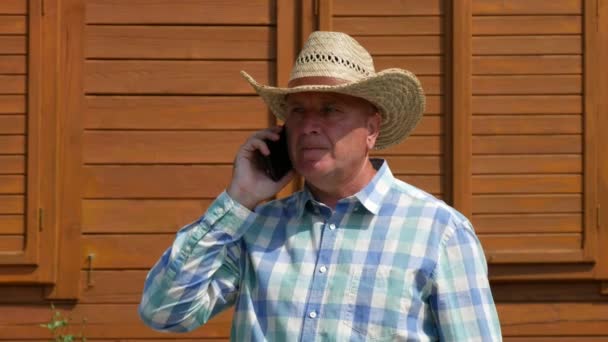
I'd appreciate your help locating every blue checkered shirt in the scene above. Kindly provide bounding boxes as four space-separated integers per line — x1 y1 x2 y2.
139 160 502 341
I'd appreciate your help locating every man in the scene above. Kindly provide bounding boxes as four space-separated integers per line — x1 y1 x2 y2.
139 31 502 341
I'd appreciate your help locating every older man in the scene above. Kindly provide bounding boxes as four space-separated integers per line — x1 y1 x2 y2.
139 31 502 341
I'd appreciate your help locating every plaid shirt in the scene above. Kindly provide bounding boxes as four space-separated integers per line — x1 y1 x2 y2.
139 160 502 341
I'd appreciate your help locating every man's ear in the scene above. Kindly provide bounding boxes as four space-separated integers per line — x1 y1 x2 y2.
366 112 381 150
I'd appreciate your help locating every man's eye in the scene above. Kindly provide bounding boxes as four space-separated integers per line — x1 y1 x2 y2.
289 107 304 114
322 105 337 114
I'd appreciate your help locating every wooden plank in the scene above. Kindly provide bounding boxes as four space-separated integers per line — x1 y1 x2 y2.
80 270 147 303
0 135 25 154
417 76 441 95
425 95 442 115
472 75 582 95
333 0 443 15
371 136 442 155
473 194 581 214
0 286 43 303
480 233 581 251
85 61 273 94
334 17 443 35
0 215 23 234
473 0 582 15
85 96 269 130
0 36 26 54
355 36 443 55
0 155 24 174
0 15 25 34
0 235 23 251
86 26 275 60
82 199 212 233
380 156 442 175
0 95 25 113
0 0 26 15
490 263 594 280
84 165 232 198
492 281 608 302
472 135 582 154
0 55 26 74
84 131 252 164
83 234 175 269
473 213 582 233
374 56 443 76
0 75 25 93
0 303 233 338
472 174 582 194
396 175 441 194
0 175 23 194
0 115 24 134
411 116 442 135
86 0 274 25
472 155 582 174
473 115 582 134
0 195 23 214
473 36 581 55
473 95 581 114
473 15 581 35
473 55 582 75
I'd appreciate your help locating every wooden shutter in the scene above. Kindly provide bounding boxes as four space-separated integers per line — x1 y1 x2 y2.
319 0 605 275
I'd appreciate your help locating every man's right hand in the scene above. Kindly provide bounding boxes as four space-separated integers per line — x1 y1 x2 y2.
227 126 295 210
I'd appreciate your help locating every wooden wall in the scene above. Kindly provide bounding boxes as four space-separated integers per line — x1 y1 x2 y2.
1 0 608 340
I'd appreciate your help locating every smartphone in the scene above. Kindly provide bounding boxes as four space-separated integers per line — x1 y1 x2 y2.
256 126 293 181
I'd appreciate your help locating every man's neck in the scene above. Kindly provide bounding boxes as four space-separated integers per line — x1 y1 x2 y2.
306 159 377 209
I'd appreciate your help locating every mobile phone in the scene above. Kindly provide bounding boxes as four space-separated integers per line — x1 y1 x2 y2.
256 126 293 181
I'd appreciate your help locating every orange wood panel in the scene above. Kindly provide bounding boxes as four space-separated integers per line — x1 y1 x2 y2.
473 115 582 134
85 61 273 94
410 116 443 135
82 234 177 269
381 156 442 175
0 215 23 234
83 131 253 164
0 15 26 34
424 95 443 114
371 136 442 156
480 233 581 250
0 95 25 113
473 36 581 55
472 175 582 194
491 281 608 302
0 115 25 134
0 36 26 54
82 199 212 233
473 213 582 233
472 135 582 154
0 235 23 251
0 175 24 193
84 165 232 198
473 194 581 214
0 75 25 93
0 196 23 214
85 96 268 130
472 0 582 15
354 36 443 55
0 0 27 14
416 76 442 95
395 175 442 194
374 56 443 76
86 26 275 60
0 286 43 303
334 17 443 35
473 15 581 35
79 270 160 303
85 0 274 25
473 95 581 114
0 156 24 174
0 135 25 154
472 155 582 174
473 56 582 75
472 75 582 95
0 55 26 74
333 0 443 15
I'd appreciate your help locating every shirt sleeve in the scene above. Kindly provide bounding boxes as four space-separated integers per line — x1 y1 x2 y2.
138 191 255 332
430 221 503 341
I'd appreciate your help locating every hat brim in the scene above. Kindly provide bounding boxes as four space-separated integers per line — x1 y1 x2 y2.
240 68 425 150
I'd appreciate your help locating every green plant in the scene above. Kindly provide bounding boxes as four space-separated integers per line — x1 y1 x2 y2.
40 303 87 342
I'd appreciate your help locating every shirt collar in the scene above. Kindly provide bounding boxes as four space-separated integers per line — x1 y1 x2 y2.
294 158 394 218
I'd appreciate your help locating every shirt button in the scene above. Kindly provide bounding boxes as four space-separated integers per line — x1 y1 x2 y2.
319 266 327 273
217 207 224 214
309 311 317 318
329 224 336 230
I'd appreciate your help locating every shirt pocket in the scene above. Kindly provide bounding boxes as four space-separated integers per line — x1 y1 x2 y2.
342 265 415 341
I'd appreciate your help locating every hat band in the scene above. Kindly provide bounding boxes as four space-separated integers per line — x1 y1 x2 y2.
287 76 350 88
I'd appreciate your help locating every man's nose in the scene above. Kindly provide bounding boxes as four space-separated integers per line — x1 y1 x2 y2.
299 112 321 135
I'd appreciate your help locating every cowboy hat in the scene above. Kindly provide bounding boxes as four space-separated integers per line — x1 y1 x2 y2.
241 31 425 150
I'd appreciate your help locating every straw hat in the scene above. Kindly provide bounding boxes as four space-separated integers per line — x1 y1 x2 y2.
241 31 425 150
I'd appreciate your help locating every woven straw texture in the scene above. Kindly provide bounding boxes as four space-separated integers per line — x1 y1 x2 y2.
241 31 426 150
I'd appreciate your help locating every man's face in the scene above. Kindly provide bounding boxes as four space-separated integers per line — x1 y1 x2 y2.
284 91 380 183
